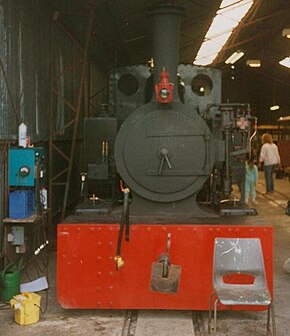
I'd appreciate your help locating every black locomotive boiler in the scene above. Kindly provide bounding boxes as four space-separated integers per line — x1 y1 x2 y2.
57 4 273 310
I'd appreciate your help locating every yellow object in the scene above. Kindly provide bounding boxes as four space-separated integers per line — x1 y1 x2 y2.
10 292 41 325
114 255 125 269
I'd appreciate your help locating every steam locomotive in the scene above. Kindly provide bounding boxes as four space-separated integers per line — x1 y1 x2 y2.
57 4 273 310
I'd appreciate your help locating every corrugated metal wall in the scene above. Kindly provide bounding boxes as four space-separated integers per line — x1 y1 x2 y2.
0 0 107 139
0 0 89 142
0 0 51 141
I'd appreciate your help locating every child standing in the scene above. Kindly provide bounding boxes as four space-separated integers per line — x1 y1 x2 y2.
245 158 258 205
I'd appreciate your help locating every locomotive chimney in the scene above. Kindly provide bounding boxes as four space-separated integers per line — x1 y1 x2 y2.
151 4 184 101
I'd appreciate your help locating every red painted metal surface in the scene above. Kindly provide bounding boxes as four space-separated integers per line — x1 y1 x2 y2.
57 224 273 310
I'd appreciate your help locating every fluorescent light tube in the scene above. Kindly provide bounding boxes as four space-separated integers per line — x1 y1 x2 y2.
246 59 261 68
270 105 280 111
225 51 245 64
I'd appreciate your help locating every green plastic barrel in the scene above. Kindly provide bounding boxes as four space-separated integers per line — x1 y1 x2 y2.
0 263 21 301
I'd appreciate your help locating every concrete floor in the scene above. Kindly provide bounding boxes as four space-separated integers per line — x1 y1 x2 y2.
0 173 290 335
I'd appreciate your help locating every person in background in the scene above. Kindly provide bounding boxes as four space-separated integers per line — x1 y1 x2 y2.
259 133 281 194
245 158 258 205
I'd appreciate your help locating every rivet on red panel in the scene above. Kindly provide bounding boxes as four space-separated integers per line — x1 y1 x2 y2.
109 301 113 307
109 242 113 246
97 272 102 276
97 256 102 261
97 227 102 231
216 228 221 232
90 227 95 232
97 242 102 245
209 228 213 232
109 271 114 277
147 227 151 232
109 286 114 292
77 227 81 231
109 227 113 231
97 287 101 292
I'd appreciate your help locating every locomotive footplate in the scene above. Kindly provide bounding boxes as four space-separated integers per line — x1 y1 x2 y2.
57 222 273 310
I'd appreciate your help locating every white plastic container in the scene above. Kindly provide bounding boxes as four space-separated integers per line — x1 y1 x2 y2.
18 123 27 148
